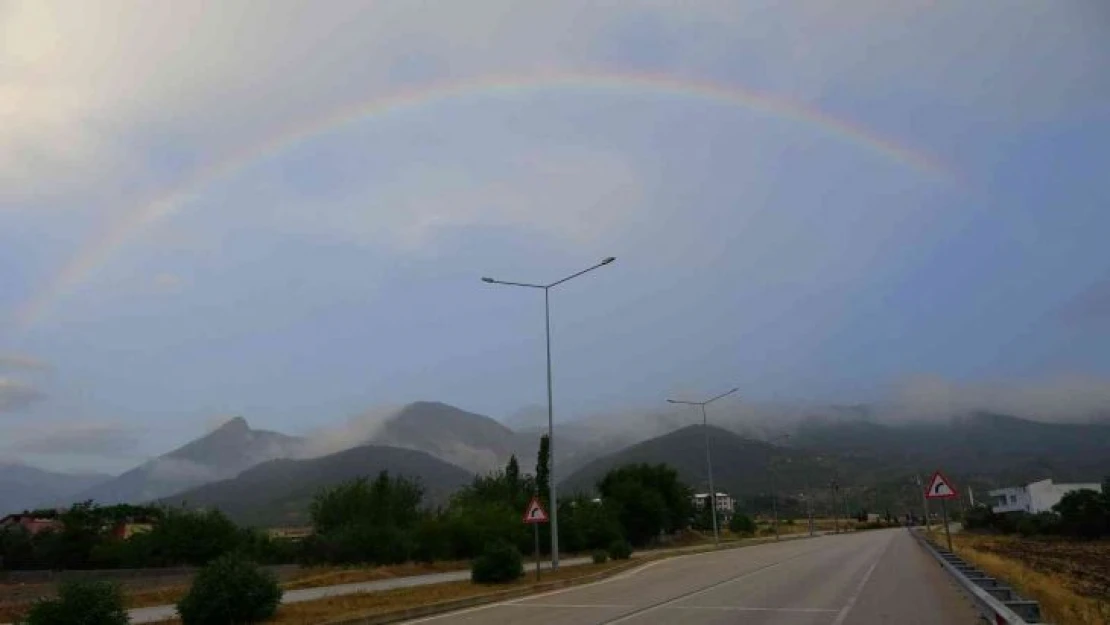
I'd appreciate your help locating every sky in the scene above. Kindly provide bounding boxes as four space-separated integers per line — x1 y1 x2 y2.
2 1 1109 473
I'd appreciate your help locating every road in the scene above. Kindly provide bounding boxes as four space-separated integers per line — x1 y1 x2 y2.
125 535 811 624
403 529 979 625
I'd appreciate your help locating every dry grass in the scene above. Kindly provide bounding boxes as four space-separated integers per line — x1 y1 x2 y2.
940 533 1110 625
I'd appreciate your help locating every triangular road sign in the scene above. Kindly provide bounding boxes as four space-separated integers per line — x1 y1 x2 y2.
925 470 958 500
523 496 549 524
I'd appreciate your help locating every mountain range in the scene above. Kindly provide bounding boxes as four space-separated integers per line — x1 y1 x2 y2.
0 463 111 515
160 444 473 526
8 401 1109 524
66 417 304 507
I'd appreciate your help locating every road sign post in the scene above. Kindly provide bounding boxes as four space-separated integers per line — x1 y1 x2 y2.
533 522 540 581
924 470 959 552
523 496 549 582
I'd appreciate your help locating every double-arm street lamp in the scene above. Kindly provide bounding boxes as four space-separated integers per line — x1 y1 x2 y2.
481 256 616 569
667 387 739 547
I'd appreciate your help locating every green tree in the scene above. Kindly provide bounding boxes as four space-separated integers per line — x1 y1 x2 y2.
598 464 692 547
506 455 521 500
1053 489 1109 539
536 435 551 506
310 472 424 534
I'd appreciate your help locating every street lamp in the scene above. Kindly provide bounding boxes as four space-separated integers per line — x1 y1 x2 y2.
768 433 790 541
481 256 616 569
667 387 739 547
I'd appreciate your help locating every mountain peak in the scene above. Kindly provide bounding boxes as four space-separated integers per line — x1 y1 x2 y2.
212 416 250 434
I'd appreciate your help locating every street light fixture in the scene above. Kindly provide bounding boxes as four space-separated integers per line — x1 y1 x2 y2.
667 387 739 547
481 257 616 569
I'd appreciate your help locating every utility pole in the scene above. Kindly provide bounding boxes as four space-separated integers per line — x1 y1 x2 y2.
916 474 930 531
831 476 840 534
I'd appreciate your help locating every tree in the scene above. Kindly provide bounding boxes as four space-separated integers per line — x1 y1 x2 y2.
1053 489 1109 539
598 464 692 547
536 435 551 506
506 455 521 499
310 472 424 534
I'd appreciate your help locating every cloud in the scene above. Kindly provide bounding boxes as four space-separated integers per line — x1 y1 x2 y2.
5 421 140 456
299 405 403 458
152 273 184 293
0 377 45 412
891 374 1110 424
0 354 51 371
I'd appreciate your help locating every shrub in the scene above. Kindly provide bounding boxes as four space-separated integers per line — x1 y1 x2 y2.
729 514 755 535
607 539 632 560
470 540 524 584
591 549 609 564
19 580 128 625
176 554 282 625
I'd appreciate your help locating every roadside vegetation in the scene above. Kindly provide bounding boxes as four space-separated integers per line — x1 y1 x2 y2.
949 487 1110 625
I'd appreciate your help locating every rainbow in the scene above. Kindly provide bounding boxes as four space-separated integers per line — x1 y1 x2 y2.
13 70 950 332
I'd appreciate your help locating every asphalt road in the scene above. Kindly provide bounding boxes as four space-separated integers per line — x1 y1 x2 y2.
403 529 979 625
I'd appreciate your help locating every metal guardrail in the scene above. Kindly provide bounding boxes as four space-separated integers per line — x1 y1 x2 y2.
911 528 1045 624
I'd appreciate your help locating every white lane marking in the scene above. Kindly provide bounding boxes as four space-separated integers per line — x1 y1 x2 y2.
400 555 697 624
601 546 830 624
830 533 893 625
667 606 838 613
503 603 634 609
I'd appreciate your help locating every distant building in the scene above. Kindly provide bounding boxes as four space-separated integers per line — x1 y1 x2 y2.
989 479 1103 515
0 514 63 536
267 526 314 541
111 522 154 540
692 492 736 517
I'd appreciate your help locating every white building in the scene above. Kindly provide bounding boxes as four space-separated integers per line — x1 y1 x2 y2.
989 479 1103 514
692 492 736 515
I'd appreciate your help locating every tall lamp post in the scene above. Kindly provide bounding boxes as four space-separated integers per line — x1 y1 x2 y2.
667 387 739 548
768 433 790 540
481 256 616 569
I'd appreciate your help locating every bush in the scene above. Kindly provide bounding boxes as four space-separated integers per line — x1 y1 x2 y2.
176 554 282 625
729 514 755 535
591 549 609 564
470 540 524 584
19 580 128 625
607 539 632 560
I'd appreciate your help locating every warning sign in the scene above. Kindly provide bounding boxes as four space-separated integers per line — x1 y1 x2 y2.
523 497 549 524
925 471 958 500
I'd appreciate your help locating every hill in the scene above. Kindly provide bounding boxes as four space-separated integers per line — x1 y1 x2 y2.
161 445 473 526
0 463 111 515
70 417 304 505
790 412 1110 485
560 424 847 500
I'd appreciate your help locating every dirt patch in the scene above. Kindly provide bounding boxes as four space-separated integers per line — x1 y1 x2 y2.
973 538 1110 599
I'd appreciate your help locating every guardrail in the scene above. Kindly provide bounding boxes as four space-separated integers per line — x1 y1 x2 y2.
911 528 1045 624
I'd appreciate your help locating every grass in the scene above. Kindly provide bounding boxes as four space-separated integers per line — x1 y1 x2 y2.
934 532 1110 625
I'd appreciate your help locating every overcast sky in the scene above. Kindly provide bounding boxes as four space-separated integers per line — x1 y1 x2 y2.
2 1 1108 472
